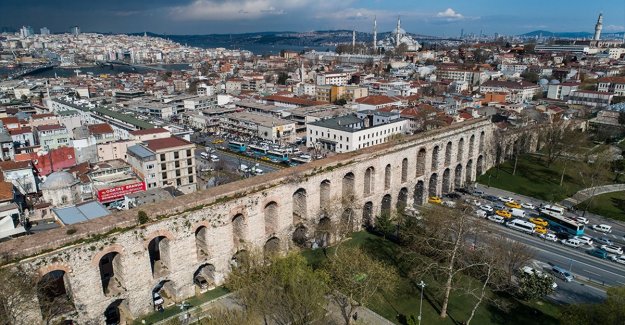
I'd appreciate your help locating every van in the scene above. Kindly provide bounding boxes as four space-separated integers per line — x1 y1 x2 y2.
592 224 612 233
551 266 574 282
510 208 526 218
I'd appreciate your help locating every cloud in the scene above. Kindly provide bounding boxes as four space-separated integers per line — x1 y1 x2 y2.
436 8 463 20
604 24 625 32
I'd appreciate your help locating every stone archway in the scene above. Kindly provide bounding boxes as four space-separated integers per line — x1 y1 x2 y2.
414 181 425 206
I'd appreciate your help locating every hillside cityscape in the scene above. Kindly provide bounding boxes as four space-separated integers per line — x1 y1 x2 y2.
1 2 625 325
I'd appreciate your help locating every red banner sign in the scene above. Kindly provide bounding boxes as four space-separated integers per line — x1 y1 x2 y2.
97 182 146 203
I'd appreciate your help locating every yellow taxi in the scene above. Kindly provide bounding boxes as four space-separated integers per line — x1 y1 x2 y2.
529 217 548 227
495 210 512 218
534 225 548 235
211 139 224 144
428 196 442 204
505 202 521 209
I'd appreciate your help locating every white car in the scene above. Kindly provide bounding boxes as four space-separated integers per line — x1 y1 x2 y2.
480 205 494 213
488 215 505 223
540 233 558 242
498 196 515 203
601 245 624 255
561 238 581 248
574 216 589 225
521 202 535 210
612 255 625 265
577 235 593 246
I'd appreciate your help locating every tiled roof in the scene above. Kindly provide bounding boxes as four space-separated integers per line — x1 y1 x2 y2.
144 136 192 151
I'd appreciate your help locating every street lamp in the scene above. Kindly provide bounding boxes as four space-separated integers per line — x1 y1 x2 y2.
418 280 426 325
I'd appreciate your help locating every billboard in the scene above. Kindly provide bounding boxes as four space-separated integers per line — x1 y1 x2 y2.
97 182 146 203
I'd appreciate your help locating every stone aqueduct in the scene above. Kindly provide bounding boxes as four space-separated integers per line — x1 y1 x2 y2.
2 118 497 324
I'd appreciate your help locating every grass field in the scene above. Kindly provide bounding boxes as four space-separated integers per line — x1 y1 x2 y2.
576 191 625 221
303 232 562 325
477 154 613 203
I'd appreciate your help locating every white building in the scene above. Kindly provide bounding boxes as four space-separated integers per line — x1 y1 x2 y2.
306 111 409 153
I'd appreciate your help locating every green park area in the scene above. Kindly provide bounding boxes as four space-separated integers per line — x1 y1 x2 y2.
576 191 625 222
303 232 561 325
477 154 615 203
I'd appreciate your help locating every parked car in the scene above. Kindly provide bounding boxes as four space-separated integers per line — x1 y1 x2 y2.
588 248 609 259
577 235 594 246
521 202 536 210
592 224 612 233
601 245 624 255
529 217 548 227
611 255 625 265
498 196 515 203
540 233 558 242
561 238 581 248
595 237 613 246
551 266 574 282
488 215 505 223
480 205 494 213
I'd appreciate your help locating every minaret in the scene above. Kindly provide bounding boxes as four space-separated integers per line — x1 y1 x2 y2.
593 13 603 41
396 16 401 47
373 16 377 52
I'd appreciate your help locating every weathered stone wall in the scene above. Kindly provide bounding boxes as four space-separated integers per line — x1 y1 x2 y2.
2 118 496 324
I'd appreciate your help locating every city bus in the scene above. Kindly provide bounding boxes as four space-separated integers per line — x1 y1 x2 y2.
228 141 247 153
267 150 289 162
539 205 584 236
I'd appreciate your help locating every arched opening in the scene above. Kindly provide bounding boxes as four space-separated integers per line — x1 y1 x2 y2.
232 213 246 246
193 264 216 293
320 180 331 210
445 141 453 166
38 270 75 318
148 236 171 278
104 299 132 325
316 217 333 247
469 134 475 157
479 131 485 152
414 181 425 206
401 158 408 183
195 226 210 261
477 155 484 176
362 202 374 229
264 237 281 258
364 167 375 196
292 224 308 248
416 148 426 176
264 201 279 237
457 138 464 161
431 145 440 170
454 164 463 188
384 164 391 190
466 159 474 183
342 172 355 199
442 168 451 193
292 188 307 224
428 173 438 197
340 208 355 236
397 187 408 213
152 280 176 310
99 252 125 296
231 250 249 269
381 194 392 218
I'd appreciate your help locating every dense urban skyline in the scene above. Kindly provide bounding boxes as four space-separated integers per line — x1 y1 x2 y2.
2 0 625 36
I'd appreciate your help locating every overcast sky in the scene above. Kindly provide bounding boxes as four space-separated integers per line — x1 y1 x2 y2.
2 0 624 36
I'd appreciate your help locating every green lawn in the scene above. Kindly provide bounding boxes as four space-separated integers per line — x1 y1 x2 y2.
477 154 612 203
303 232 561 325
576 191 625 221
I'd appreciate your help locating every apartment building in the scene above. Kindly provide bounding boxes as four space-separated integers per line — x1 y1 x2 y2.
127 136 197 194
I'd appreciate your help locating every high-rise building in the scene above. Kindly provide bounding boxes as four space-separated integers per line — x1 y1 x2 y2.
593 13 603 41
40 27 50 35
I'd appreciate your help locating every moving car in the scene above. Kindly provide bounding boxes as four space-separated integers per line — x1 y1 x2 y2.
505 202 522 209
592 224 612 233
488 215 505 223
539 233 558 242
561 238 581 248
498 196 515 203
588 248 609 259
601 245 624 255
551 266 574 282
495 210 512 218
428 196 442 204
529 217 548 227
521 202 536 210
479 205 494 213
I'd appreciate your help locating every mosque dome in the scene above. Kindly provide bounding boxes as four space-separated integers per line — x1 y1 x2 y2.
41 171 78 190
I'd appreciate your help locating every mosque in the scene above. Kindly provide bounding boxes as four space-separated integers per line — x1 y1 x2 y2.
375 16 422 52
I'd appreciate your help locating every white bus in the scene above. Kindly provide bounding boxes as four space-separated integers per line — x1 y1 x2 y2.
506 219 535 234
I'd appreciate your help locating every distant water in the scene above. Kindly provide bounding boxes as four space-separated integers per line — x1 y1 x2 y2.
0 63 192 79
